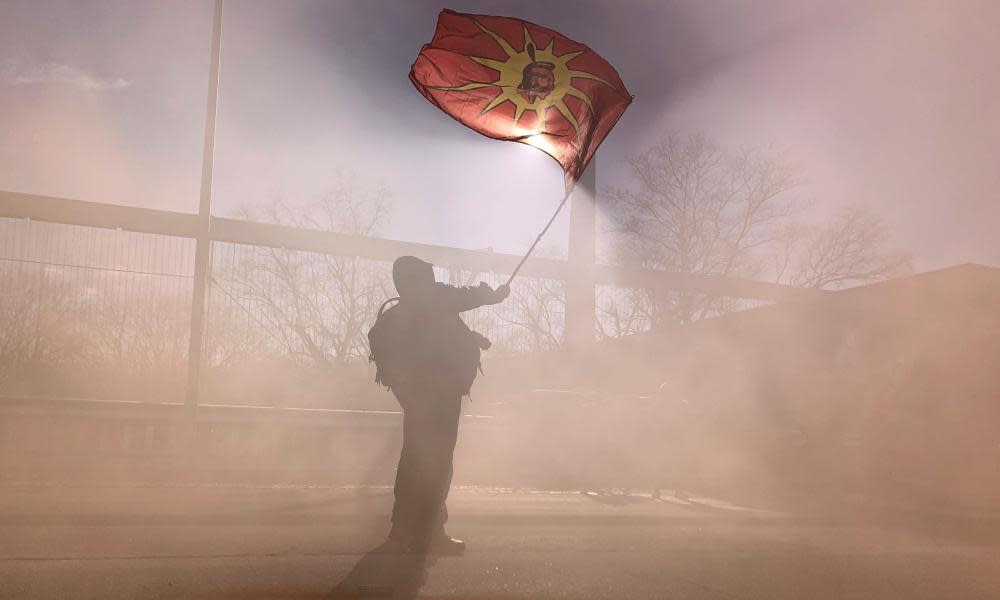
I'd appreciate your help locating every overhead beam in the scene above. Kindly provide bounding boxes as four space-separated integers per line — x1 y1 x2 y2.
209 216 570 280
0 191 199 238
0 190 814 300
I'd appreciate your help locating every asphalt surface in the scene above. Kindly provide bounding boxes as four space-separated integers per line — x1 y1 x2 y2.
2 484 999 599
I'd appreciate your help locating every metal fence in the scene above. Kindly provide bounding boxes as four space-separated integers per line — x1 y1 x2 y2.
0 218 570 406
0 217 578 407
0 218 194 403
0 192 809 408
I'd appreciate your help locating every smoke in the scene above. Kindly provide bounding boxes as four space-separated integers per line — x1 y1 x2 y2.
2 5 1000 587
630 0 1000 269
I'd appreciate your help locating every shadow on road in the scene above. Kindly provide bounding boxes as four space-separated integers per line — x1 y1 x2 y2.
328 542 437 600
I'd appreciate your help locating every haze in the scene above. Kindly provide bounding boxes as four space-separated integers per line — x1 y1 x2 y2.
1 0 998 267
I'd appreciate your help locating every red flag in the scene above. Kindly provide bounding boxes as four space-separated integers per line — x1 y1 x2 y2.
410 9 632 189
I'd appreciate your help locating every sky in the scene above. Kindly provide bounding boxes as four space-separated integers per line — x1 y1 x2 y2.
1 0 998 269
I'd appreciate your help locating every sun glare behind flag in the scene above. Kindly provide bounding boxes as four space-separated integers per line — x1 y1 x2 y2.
410 9 632 189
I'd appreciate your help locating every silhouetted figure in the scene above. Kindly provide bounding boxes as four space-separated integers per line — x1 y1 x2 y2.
368 256 509 555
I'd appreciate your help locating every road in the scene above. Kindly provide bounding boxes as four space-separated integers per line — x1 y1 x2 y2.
2 484 999 599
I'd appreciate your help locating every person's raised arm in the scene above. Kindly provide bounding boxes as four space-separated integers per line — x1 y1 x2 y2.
433 282 510 313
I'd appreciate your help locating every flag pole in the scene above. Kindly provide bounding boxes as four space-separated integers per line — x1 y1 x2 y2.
505 187 573 286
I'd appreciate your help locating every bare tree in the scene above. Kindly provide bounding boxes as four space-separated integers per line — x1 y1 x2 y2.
495 275 565 352
776 205 912 289
596 285 652 339
470 245 566 352
87 290 190 401
215 175 394 369
0 273 85 389
606 133 909 328
606 134 799 325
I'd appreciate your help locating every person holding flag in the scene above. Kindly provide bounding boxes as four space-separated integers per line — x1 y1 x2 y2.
369 256 509 555
368 8 631 555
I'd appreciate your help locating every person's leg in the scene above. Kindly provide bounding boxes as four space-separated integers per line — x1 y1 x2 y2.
389 391 419 542
433 395 461 533
411 395 462 547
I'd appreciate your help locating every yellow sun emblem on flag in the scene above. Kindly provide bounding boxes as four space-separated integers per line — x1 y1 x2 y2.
433 19 614 139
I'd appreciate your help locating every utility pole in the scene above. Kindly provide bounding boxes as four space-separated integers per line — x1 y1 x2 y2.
565 159 597 351
185 0 224 411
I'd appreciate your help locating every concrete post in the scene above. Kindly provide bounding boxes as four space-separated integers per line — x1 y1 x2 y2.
565 160 597 350
185 0 224 411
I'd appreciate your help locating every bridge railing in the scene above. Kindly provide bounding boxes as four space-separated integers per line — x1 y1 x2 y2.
0 190 811 409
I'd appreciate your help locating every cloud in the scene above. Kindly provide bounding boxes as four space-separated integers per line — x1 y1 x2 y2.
1 58 130 91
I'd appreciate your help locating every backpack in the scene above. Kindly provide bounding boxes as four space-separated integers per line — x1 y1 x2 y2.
368 297 489 396
368 297 405 390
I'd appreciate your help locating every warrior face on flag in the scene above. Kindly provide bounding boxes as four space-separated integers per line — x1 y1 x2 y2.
517 45 556 102
410 10 632 188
